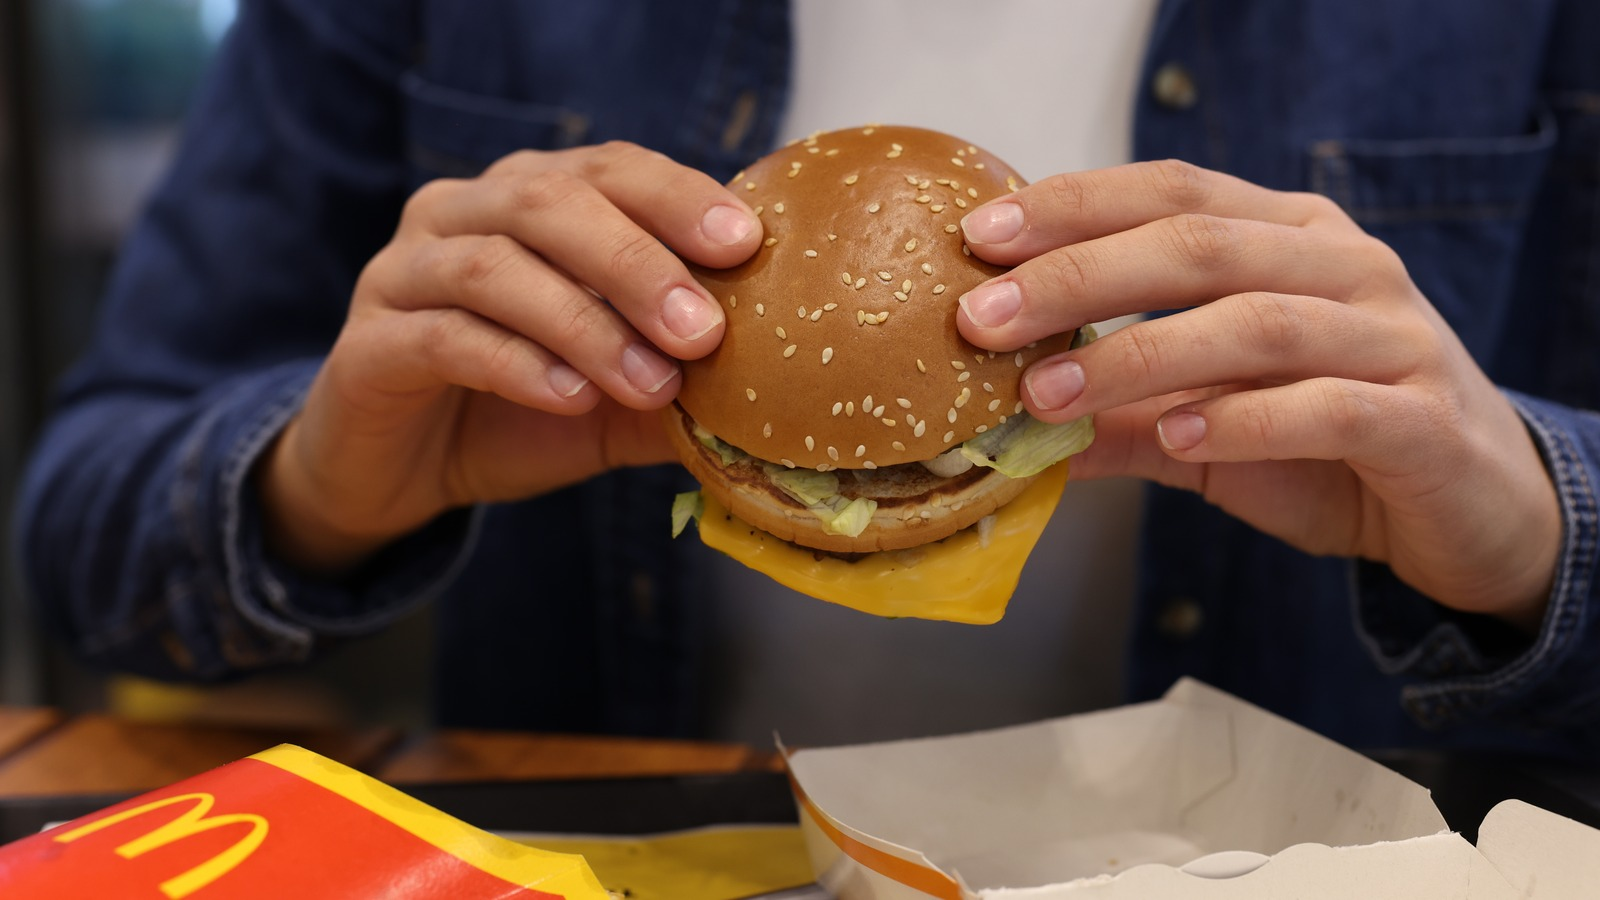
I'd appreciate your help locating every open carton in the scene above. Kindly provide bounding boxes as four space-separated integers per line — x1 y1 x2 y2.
784 679 1600 899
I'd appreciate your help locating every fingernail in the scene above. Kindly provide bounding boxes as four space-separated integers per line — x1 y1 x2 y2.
548 363 589 398
1158 412 1207 451
958 281 1021 329
621 343 679 394
1025 359 1084 410
962 201 1024 244
701 204 758 246
663 286 724 341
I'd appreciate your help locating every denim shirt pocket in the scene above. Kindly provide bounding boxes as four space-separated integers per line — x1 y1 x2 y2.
1305 109 1558 358
399 71 593 188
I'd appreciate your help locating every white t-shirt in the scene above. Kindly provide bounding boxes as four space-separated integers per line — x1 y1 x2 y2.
702 0 1160 746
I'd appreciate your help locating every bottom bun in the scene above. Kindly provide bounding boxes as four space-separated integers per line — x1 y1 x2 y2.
665 404 1038 553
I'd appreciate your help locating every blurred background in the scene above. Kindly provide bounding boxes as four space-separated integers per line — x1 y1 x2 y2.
0 0 434 728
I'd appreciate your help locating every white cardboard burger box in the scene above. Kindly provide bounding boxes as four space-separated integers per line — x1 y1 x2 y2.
782 679 1600 899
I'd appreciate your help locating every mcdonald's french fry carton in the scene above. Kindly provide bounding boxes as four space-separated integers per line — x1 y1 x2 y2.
785 679 1600 899
0 744 610 899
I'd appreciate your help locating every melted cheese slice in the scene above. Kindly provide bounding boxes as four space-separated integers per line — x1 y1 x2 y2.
697 461 1070 624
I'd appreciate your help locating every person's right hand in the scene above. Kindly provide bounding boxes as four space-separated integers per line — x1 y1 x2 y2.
258 142 762 575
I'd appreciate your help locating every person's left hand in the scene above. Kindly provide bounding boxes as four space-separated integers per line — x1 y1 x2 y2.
956 160 1559 629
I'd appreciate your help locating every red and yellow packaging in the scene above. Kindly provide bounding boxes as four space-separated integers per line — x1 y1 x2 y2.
0 744 608 899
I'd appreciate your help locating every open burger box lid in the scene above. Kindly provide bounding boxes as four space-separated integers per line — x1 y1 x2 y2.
783 679 1600 899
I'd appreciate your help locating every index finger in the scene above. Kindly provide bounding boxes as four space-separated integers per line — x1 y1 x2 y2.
960 159 1349 265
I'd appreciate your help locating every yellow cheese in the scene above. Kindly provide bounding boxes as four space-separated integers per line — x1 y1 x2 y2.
696 461 1070 624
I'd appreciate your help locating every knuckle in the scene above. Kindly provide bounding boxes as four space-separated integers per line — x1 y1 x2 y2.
1292 190 1348 224
1167 213 1239 269
453 235 523 291
400 178 454 226
509 168 583 214
601 229 667 287
1235 292 1310 359
1144 158 1210 210
1112 325 1166 382
1041 245 1099 299
1041 173 1096 220
1319 381 1380 436
551 291 610 344
584 140 648 177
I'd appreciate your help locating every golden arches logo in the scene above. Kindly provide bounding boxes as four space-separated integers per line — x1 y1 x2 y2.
52 792 269 899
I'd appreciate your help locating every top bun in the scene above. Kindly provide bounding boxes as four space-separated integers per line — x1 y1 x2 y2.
679 125 1072 471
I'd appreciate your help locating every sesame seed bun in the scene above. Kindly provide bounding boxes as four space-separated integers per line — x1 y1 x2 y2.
671 125 1075 554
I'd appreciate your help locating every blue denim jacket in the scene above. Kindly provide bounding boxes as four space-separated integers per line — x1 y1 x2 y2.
15 0 1600 751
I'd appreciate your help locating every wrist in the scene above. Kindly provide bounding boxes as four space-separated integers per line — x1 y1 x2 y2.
255 418 405 577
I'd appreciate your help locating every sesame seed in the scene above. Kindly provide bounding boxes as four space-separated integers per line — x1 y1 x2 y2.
763 422 772 437
975 424 989 432
728 295 738 308
886 150 901 159
845 174 859 185
968 187 979 198
920 510 932 519
783 344 797 358
957 149 967 157
797 306 807 318
864 394 874 409
826 148 839 156
948 408 958 423
974 163 986 170
963 245 972 256
863 461 878 469
841 272 852 285
930 204 946 213
776 327 786 339
827 446 839 461
902 279 913 292
914 420 927 437
747 388 757 401
933 284 946 295
956 388 971 408
950 180 961 190
916 359 926 373
854 277 867 290
810 309 823 322
805 435 815 451
921 263 933 275
756 303 765 316
873 404 886 418
1015 353 1024 367
904 413 915 426
893 440 906 452
891 143 903 151
780 458 796 468
944 224 959 233
988 399 1002 412
863 126 875 135
745 181 756 190
944 431 955 443
856 310 866 325
807 146 819 154
896 397 912 409
824 303 838 311
877 311 890 324
764 237 778 247
957 371 971 382
1007 176 1020 192
847 401 855 416
878 271 892 282
983 382 994 392
904 239 918 252
804 249 818 258
855 444 866 458
867 202 881 214
832 402 842 416
881 417 895 426
894 291 908 302
954 198 967 209
904 174 919 186
951 157 965 167
829 233 838 241
999 415 1008 424
951 360 966 370
753 205 764 216
1014 401 1025 414
775 202 786 214
968 145 978 154
822 347 834 364
916 194 932 204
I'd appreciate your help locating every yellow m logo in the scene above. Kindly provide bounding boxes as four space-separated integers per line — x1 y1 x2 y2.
53 792 269 899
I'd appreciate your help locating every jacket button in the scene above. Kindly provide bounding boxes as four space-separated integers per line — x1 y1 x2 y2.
1151 62 1199 110
1156 596 1204 639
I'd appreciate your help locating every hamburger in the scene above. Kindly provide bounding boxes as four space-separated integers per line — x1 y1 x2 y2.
667 125 1094 623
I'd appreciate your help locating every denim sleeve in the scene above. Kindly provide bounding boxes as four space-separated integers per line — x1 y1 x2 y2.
1353 389 1600 737
12 0 475 680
